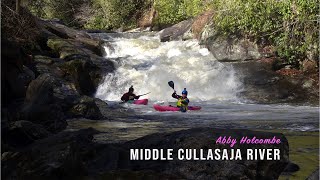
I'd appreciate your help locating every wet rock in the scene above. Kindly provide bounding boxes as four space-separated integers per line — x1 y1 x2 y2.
283 161 300 173
47 38 88 59
2 128 289 179
25 73 54 105
234 61 319 104
47 37 103 60
160 19 193 42
121 128 289 180
205 36 261 61
47 37 114 95
62 59 98 96
76 36 103 56
301 59 318 73
34 55 54 65
138 7 156 29
3 120 51 148
2 128 99 179
191 10 214 39
41 19 90 39
22 74 67 133
1 40 30 106
69 96 103 119
306 168 319 180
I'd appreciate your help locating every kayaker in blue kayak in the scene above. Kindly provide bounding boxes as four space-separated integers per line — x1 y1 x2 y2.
121 86 140 102
172 88 189 112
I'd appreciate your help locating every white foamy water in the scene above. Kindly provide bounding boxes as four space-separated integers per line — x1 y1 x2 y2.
95 34 242 102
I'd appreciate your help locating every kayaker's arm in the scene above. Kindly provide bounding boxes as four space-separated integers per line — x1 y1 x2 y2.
134 94 140 99
121 93 129 101
172 92 181 99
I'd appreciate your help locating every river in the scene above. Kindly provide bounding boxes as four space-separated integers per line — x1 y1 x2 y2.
67 32 319 143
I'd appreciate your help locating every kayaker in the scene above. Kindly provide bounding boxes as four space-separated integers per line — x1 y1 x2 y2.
121 86 140 102
172 88 189 112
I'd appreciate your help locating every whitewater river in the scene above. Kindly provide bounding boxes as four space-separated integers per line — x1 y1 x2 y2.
67 32 319 143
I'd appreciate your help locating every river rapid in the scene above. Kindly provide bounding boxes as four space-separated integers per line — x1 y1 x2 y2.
67 32 319 143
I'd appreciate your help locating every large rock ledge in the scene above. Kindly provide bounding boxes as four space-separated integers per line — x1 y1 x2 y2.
2 128 289 179
2 19 116 159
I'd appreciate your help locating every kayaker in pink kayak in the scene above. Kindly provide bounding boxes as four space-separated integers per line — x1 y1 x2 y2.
172 88 189 112
121 86 140 102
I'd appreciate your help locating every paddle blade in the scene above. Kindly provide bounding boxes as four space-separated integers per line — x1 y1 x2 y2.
168 81 174 89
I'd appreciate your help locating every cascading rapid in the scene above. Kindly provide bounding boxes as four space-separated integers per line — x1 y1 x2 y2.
95 33 242 102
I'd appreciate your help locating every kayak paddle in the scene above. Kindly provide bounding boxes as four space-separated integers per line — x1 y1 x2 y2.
138 92 151 96
168 81 175 91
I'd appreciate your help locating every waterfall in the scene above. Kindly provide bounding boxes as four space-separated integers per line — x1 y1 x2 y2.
95 33 242 102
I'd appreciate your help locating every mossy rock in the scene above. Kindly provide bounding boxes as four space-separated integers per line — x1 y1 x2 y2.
60 59 101 96
69 96 103 119
47 38 86 59
34 55 54 64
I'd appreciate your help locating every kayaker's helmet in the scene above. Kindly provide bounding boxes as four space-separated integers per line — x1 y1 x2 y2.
182 88 188 95
129 85 134 92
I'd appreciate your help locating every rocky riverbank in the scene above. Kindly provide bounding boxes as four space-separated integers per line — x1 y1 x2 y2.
2 127 290 179
159 14 319 105
2 19 115 150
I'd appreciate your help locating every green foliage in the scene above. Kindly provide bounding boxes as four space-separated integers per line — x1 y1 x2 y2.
27 0 89 27
86 0 151 30
153 0 206 27
25 0 319 65
213 0 319 65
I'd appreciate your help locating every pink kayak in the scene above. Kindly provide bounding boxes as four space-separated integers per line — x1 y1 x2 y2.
131 99 148 105
153 104 201 112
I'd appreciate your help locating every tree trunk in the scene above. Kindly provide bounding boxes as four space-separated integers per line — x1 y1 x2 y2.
16 0 21 14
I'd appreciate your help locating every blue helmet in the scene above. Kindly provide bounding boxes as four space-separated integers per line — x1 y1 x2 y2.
182 88 188 95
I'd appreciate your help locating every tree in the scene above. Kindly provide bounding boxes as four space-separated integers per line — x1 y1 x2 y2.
16 0 21 14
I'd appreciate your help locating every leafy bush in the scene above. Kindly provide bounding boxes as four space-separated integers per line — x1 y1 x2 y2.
27 0 91 27
213 0 319 65
2 0 40 46
86 0 152 30
153 0 207 27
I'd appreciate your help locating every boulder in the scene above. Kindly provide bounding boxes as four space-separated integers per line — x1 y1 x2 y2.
2 128 99 179
2 128 289 179
25 73 54 105
46 37 114 95
3 120 51 148
69 96 103 119
282 162 300 173
62 59 98 96
159 19 193 42
191 10 214 39
301 59 318 74
41 19 90 39
76 36 103 56
198 20 278 62
121 128 289 179
138 7 156 29
22 74 67 133
203 32 261 61
34 55 54 65
1 40 30 106
234 60 319 104
47 38 88 59
47 37 103 59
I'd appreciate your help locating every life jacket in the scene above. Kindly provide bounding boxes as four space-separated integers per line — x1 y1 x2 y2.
176 97 188 111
